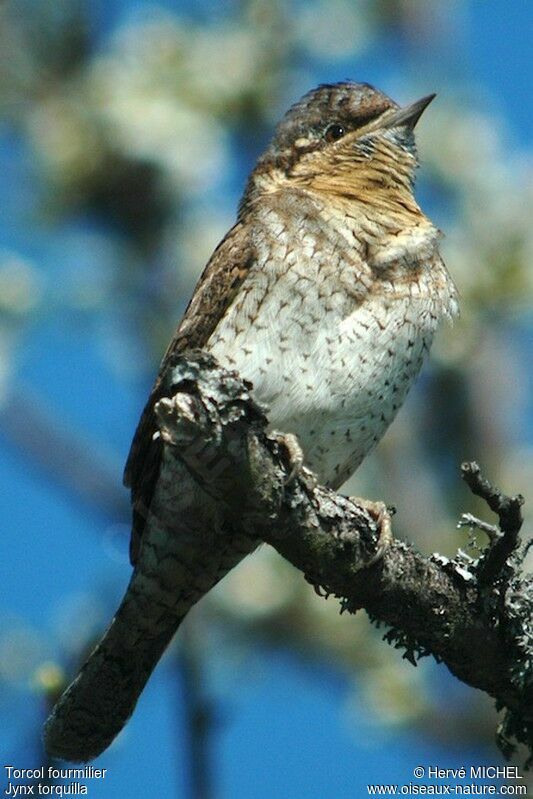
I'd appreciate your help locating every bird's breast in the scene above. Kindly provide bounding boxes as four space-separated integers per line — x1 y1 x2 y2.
207 199 455 488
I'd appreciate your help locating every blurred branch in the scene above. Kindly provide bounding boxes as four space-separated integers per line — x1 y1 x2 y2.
154 350 533 766
0 385 128 521
177 620 214 799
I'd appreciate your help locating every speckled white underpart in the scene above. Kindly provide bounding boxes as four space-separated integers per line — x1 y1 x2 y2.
208 190 457 489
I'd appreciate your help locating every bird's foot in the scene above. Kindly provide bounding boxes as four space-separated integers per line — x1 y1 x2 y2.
271 431 310 485
353 498 395 568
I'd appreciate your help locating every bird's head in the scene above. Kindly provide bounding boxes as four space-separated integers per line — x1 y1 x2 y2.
245 82 435 208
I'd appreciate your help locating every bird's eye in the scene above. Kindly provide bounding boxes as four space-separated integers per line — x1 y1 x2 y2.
324 123 346 142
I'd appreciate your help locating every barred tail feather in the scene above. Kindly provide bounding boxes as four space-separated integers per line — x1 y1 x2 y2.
43 610 184 762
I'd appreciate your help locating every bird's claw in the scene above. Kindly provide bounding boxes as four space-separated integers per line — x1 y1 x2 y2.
271 431 306 485
354 498 394 568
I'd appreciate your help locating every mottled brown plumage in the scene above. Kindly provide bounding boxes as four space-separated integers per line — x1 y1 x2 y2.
44 82 457 762
124 221 255 562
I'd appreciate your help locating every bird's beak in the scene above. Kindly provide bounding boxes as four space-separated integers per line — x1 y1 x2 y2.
381 93 436 130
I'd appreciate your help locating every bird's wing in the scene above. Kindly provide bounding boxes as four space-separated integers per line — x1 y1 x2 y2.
124 220 254 564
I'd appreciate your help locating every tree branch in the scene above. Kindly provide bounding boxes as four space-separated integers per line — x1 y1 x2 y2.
153 350 533 765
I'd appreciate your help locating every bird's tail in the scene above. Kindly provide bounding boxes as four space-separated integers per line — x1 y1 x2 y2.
43 593 184 763
44 528 257 762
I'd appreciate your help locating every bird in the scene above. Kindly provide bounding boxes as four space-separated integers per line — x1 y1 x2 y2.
44 81 457 762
